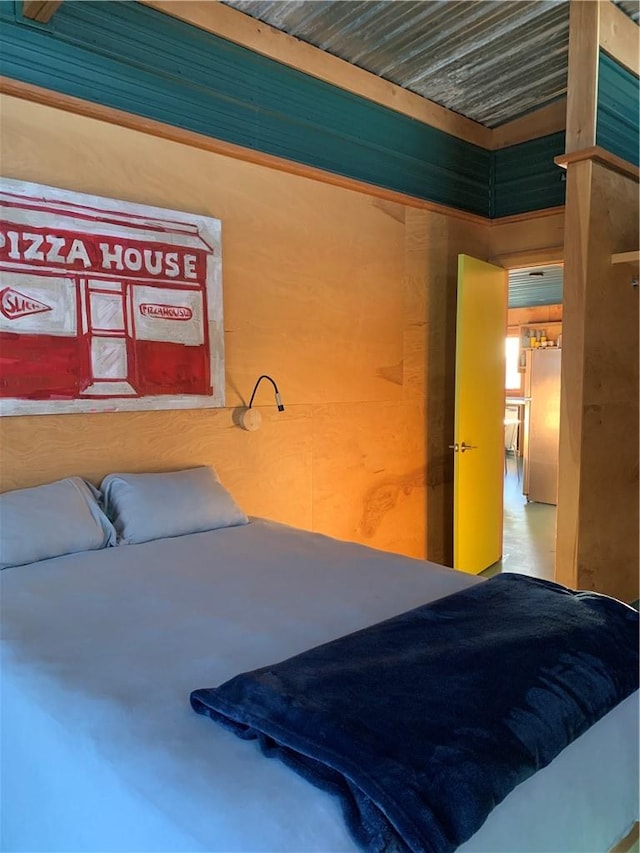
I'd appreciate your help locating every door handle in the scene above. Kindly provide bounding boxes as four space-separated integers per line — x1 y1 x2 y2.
448 443 459 452
460 442 478 453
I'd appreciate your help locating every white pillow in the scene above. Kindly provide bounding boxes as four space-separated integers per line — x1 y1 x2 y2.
101 467 248 545
0 477 116 570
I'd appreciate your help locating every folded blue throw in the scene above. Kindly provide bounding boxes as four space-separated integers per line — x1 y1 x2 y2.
191 573 639 853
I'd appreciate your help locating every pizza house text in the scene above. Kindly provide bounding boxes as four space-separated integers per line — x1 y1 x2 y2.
0 224 206 281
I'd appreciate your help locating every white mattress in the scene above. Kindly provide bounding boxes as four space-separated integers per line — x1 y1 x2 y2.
1 519 638 852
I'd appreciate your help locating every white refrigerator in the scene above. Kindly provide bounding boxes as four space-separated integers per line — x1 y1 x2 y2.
522 348 562 505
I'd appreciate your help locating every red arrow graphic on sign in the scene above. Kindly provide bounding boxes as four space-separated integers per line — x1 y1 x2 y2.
0 287 53 320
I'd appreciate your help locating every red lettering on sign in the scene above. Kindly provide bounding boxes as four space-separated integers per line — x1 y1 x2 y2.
0 220 207 282
0 287 52 320
139 303 193 321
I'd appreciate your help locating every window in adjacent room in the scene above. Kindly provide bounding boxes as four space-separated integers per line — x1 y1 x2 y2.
505 336 522 391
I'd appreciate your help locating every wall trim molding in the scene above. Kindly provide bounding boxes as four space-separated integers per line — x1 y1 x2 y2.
0 76 490 226
491 246 564 269
141 0 493 149
490 206 566 226
0 1 570 219
1 73 569 225
1 76 569 225
142 0 567 151
491 100 567 150
555 146 640 182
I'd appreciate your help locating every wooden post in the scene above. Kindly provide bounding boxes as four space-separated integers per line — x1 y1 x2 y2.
555 158 592 591
557 0 640 601
565 0 600 154
561 159 638 600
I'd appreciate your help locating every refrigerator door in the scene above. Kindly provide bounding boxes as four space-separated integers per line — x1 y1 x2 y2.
524 348 561 504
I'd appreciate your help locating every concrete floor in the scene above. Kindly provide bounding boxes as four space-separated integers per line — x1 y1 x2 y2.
483 457 557 581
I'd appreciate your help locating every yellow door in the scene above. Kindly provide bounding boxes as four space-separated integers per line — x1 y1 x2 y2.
454 255 507 574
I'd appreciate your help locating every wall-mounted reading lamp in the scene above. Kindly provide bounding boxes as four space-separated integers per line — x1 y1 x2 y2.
238 374 285 431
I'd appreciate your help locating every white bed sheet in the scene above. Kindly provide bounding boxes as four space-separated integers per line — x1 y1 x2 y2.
1 519 637 853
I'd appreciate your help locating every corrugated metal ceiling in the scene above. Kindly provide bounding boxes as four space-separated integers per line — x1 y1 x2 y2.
221 0 639 127
618 0 640 20
509 265 563 308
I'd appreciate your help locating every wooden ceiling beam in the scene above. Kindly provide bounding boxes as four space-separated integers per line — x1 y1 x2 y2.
141 0 492 148
22 1 62 24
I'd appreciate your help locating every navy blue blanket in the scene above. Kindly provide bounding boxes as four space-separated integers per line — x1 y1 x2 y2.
191 573 639 853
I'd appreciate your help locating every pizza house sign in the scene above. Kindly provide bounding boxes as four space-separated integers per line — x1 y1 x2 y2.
0 178 224 416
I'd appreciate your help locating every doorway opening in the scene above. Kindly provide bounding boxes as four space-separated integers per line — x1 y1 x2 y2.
486 263 563 582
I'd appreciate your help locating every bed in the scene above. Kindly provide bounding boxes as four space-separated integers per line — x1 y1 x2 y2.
1 469 638 853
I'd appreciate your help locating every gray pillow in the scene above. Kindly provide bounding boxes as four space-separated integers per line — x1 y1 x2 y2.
0 477 116 570
101 467 248 545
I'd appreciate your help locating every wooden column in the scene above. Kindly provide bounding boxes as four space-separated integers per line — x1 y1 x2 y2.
555 158 590 590
565 1 600 153
557 156 639 601
557 0 639 601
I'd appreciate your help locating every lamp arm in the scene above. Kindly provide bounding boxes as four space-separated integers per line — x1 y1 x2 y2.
248 374 284 411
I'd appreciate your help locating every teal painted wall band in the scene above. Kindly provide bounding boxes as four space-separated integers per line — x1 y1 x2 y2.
0 1 564 219
597 52 639 167
491 132 566 219
0 0 491 215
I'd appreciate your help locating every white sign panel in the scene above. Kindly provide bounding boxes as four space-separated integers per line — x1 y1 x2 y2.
0 178 224 416
132 285 204 346
0 272 77 336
